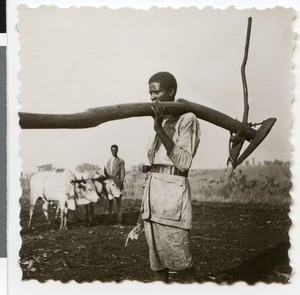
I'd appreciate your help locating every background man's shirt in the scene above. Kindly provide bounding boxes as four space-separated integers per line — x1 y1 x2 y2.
106 156 125 184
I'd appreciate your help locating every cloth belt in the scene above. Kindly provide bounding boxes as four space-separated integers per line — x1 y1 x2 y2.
142 164 189 178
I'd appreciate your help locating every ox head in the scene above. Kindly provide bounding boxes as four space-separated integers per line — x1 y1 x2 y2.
74 179 100 204
105 178 123 200
91 173 123 200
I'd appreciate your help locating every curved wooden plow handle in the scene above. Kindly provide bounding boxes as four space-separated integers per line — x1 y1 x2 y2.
228 17 252 166
19 99 276 143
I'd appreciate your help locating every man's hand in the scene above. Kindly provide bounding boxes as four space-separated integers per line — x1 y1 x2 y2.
151 100 164 132
125 222 144 247
150 100 175 155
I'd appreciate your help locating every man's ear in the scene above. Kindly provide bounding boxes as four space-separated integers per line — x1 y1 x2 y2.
168 88 175 97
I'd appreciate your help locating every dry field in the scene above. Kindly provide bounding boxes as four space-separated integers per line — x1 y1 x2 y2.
19 164 292 284
125 164 291 205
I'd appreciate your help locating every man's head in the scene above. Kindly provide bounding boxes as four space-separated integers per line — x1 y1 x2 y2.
148 72 177 102
111 144 118 157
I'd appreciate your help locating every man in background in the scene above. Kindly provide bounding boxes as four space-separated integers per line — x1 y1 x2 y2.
105 144 125 226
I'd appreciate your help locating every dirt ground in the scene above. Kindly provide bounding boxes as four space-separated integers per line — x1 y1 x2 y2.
19 197 291 284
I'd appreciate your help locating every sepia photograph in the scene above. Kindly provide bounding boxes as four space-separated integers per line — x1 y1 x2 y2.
15 4 294 287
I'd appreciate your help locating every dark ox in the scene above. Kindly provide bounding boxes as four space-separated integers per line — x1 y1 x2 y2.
67 177 101 225
82 172 123 225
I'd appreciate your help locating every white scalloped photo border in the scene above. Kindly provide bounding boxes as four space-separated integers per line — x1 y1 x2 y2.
7 1 300 295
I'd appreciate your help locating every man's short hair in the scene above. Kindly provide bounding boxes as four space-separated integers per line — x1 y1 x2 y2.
111 144 118 150
148 72 177 96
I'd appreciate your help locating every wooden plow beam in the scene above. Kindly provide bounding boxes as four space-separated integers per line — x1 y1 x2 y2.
19 99 276 161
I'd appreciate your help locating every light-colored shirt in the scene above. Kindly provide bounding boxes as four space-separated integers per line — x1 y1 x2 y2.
106 156 125 183
141 112 200 229
109 157 115 174
148 113 200 172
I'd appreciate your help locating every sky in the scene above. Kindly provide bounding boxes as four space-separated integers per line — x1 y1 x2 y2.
18 6 294 173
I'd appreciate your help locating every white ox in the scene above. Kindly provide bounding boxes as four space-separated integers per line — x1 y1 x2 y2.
28 170 99 230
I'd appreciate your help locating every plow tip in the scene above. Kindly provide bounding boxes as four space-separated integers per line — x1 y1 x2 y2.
234 117 277 168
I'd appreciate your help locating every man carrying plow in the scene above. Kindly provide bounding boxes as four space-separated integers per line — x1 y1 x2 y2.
128 72 200 283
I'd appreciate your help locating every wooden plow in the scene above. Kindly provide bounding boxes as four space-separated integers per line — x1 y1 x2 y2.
18 17 276 174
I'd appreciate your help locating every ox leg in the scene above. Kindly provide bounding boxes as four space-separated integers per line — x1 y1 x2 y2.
89 202 95 225
84 203 94 226
59 202 68 230
55 204 60 220
104 198 109 213
63 205 68 230
73 197 78 223
116 197 124 228
28 202 36 230
84 204 89 225
105 200 114 225
73 206 78 224
42 201 51 225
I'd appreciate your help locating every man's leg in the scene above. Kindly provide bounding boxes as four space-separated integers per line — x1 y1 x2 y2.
159 225 194 283
116 196 123 226
144 221 169 283
176 266 195 283
153 269 169 283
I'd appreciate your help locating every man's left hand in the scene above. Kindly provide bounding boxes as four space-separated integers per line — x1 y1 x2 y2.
151 100 164 132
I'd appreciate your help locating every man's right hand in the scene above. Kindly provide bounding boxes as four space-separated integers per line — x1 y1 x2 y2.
125 223 144 247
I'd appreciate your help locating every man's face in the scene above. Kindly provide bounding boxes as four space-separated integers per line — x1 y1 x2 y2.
111 147 118 157
149 82 174 102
